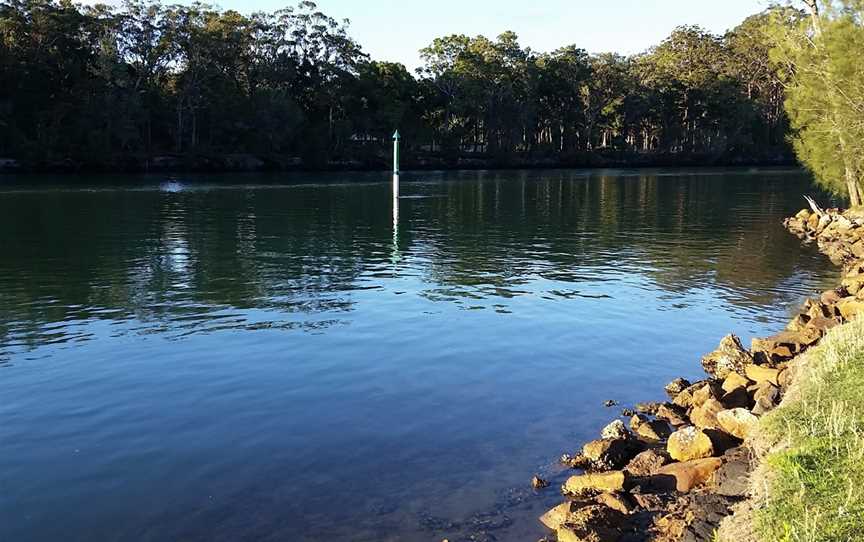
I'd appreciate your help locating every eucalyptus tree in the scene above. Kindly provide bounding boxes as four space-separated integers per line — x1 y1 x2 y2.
769 0 864 204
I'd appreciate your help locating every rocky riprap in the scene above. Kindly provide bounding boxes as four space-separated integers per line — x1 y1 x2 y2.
532 204 864 542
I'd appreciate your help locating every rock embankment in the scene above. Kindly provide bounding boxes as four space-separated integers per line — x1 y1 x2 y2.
533 205 864 542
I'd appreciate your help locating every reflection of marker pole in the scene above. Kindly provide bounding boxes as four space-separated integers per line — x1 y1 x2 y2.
391 130 401 265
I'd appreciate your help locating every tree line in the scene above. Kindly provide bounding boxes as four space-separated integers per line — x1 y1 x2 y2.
0 0 861 200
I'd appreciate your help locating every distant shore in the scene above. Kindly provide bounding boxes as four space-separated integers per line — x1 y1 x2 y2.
0 151 796 175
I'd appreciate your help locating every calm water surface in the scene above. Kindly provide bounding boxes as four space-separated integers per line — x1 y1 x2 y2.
0 169 837 541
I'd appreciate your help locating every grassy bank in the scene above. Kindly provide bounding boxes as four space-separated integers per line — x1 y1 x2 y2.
751 317 864 542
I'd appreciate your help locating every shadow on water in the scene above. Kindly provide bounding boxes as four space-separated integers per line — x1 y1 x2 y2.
0 168 838 541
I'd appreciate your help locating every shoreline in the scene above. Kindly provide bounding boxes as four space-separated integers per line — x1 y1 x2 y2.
531 204 864 542
0 153 796 176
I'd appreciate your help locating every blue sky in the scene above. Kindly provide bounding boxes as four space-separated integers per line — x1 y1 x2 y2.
262 0 772 69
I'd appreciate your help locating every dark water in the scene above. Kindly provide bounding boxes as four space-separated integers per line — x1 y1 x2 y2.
0 169 837 542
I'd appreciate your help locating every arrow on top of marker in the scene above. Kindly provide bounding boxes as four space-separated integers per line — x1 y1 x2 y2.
393 130 400 141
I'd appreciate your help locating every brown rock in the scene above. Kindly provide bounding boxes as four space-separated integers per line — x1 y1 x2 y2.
721 372 751 393
600 420 630 440
691 381 722 408
638 420 672 441
751 331 809 362
837 297 864 320
797 326 823 346
582 438 643 471
656 403 689 426
556 505 627 542
716 408 759 439
842 276 864 296
807 300 833 320
561 453 593 470
720 386 752 409
595 492 634 515
563 471 628 496
539 500 589 530
711 447 752 497
624 448 670 476
821 288 845 305
652 457 723 492
634 402 662 415
752 381 780 415
745 364 781 385
532 475 550 490
778 367 794 392
786 313 810 332
689 398 724 430
664 378 691 397
667 426 714 462
701 334 753 379
807 315 840 334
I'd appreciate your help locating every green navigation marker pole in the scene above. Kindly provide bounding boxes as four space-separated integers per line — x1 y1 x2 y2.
391 129 400 262
392 129 401 174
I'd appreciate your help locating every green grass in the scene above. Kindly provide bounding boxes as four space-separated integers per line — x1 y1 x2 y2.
752 318 864 542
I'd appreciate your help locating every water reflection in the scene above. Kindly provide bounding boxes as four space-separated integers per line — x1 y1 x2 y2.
0 169 837 360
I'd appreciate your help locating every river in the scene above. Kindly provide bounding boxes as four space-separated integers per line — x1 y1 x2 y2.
0 168 837 541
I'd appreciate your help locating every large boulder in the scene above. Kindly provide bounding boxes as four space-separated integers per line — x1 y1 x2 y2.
689 398 724 430
667 426 714 462
721 372 751 393
701 334 753 379
837 296 864 320
629 414 672 441
717 408 759 439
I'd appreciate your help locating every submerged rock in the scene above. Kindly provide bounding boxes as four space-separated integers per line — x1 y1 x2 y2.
532 475 550 490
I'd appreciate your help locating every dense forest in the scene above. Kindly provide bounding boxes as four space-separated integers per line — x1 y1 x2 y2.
0 0 853 178
0 0 800 171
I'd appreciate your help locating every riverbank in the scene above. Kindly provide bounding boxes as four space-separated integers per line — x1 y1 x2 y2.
0 151 794 174
533 205 864 542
